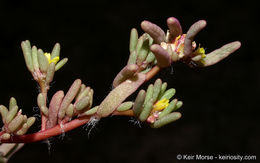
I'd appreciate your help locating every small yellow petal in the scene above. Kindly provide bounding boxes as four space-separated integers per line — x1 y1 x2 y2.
50 56 60 64
44 53 60 64
44 53 51 63
153 99 169 111
195 47 205 56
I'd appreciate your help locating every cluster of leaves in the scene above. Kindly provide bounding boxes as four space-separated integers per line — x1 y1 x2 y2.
0 98 35 140
132 79 183 128
37 79 94 129
0 17 241 144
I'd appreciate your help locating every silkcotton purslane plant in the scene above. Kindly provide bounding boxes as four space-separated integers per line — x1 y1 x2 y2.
0 17 241 162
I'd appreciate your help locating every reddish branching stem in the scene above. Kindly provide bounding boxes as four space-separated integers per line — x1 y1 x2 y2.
146 65 160 81
1 116 90 143
113 110 134 116
1 66 160 143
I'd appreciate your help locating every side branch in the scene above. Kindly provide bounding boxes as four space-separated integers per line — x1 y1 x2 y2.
0 67 161 143
1 117 90 143
146 66 160 81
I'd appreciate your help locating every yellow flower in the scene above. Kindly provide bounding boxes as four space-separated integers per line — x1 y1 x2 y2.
193 46 206 64
194 47 206 58
44 53 60 64
152 98 169 111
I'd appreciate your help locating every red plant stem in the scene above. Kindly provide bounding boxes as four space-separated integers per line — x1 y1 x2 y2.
1 66 161 143
113 110 134 116
1 110 136 143
146 66 160 81
1 116 90 143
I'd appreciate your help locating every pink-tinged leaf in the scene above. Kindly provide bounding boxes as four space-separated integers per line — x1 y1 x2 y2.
184 20 207 56
112 64 139 88
97 73 146 117
47 91 64 129
58 79 82 121
167 17 182 42
141 20 166 44
150 44 171 68
202 41 241 67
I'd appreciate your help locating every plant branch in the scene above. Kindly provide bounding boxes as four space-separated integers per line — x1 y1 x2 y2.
145 65 160 81
0 64 162 143
1 116 90 143
0 109 136 143
39 80 48 131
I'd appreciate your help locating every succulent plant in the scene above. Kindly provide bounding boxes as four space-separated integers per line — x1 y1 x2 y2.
0 17 240 162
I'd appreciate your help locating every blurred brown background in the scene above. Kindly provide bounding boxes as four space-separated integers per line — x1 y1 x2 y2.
0 0 259 162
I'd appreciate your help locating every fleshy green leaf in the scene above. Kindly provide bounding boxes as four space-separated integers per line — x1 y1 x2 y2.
151 112 181 128
21 40 33 72
51 43 60 59
37 49 49 73
159 88 176 100
55 58 68 71
201 41 241 67
133 90 146 116
58 79 81 120
75 96 90 111
97 73 146 117
129 28 138 53
159 99 177 119
139 99 153 121
117 102 133 112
